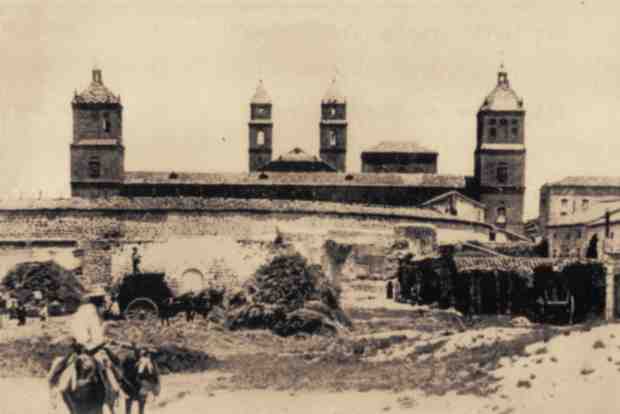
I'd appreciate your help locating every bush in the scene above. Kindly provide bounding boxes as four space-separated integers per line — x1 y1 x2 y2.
1 261 84 312
227 253 349 336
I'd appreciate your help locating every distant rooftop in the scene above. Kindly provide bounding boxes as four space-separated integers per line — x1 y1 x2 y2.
322 78 346 104
123 171 468 188
250 80 271 104
547 176 620 188
0 197 488 226
260 148 336 172
363 141 438 154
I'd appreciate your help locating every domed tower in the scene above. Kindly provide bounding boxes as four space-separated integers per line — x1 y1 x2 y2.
474 65 526 233
248 80 273 172
70 68 124 198
319 78 347 172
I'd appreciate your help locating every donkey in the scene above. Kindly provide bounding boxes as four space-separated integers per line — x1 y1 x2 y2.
120 347 161 414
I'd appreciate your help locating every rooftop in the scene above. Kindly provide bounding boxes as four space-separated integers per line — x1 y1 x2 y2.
250 80 271 104
479 66 524 112
363 141 438 154
547 176 620 188
0 197 487 225
123 171 468 188
420 190 485 208
73 69 121 105
322 78 346 104
260 148 336 172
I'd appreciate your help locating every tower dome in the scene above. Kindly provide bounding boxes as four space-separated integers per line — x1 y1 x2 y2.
73 68 121 105
251 80 271 104
322 78 346 104
480 65 523 111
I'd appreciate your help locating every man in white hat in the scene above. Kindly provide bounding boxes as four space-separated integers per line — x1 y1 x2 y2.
49 289 123 407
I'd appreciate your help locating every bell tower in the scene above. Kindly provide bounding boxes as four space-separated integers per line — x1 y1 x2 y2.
248 80 273 172
474 65 526 233
70 68 124 198
319 78 347 172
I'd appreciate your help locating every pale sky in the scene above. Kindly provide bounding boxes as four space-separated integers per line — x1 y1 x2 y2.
1 0 619 220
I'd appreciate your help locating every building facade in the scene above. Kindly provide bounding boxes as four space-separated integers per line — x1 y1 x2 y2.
361 141 438 174
69 67 528 234
539 176 620 234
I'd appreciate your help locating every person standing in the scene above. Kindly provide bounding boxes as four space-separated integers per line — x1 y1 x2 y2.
16 302 27 326
39 302 48 322
393 278 401 303
386 280 394 299
131 247 142 274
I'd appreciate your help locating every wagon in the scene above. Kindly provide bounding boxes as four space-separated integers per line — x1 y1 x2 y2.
116 272 174 321
536 276 575 325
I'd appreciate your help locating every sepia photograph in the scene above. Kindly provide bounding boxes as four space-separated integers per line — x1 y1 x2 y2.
0 1 619 413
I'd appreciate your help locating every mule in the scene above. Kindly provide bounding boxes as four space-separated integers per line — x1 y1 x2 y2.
120 348 160 414
50 353 109 414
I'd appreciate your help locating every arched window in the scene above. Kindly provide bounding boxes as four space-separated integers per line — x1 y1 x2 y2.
496 162 508 184
102 112 111 133
329 130 337 147
257 130 265 146
88 156 101 178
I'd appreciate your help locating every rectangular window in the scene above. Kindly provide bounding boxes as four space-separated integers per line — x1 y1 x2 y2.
496 162 508 184
582 199 589 210
489 128 497 138
88 156 101 179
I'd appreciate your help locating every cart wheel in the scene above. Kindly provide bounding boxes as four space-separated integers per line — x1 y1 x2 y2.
125 298 159 322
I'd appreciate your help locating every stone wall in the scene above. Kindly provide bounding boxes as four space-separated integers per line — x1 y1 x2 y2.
0 203 493 288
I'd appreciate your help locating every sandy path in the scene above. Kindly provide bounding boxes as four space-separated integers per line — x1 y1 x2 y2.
0 374 490 414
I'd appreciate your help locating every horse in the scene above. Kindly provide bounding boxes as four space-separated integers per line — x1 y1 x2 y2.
50 353 109 414
120 348 161 414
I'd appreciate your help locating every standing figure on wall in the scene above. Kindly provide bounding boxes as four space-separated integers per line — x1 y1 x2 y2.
386 280 393 299
132 247 142 274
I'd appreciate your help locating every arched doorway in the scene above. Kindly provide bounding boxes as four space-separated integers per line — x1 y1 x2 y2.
179 268 204 294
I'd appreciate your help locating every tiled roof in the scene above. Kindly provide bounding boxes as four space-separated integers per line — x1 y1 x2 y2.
251 80 271 104
480 68 523 112
322 78 345 104
363 141 437 154
73 69 121 105
0 197 487 225
547 176 620 187
260 148 336 172
480 144 525 151
548 200 620 226
453 256 554 274
275 148 321 162
123 171 468 188
420 190 485 208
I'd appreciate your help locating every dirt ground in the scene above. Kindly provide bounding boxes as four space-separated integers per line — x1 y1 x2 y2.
1 280 619 414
